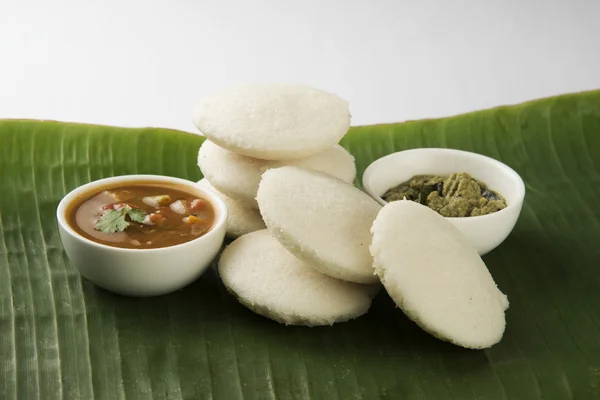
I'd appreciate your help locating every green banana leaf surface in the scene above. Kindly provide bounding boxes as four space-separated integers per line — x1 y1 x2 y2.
1 90 600 400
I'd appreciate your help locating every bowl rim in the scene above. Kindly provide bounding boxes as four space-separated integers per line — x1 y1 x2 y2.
361 148 526 221
56 174 228 253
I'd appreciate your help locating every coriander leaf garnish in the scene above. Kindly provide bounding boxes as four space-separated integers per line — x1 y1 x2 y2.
128 208 146 223
95 205 148 233
95 207 130 233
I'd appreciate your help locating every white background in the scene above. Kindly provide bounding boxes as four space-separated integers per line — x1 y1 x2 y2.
1 0 599 134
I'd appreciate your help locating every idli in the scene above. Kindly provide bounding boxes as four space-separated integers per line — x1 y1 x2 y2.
197 178 265 238
219 230 374 326
192 84 351 160
197 140 356 208
257 166 381 284
370 200 507 349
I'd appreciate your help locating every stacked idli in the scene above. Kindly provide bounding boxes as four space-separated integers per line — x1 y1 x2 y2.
192 83 377 326
197 179 266 239
193 83 352 160
192 83 509 349
193 83 356 236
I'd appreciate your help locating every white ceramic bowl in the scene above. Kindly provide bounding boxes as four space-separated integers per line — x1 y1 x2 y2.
57 174 228 297
362 148 525 255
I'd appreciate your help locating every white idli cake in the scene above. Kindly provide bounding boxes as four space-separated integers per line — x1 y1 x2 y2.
197 140 356 208
370 200 507 349
285 144 356 183
192 84 351 160
197 178 265 238
257 166 381 284
219 230 374 326
197 141 265 208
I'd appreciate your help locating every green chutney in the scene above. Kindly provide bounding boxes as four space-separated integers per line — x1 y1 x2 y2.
382 172 507 217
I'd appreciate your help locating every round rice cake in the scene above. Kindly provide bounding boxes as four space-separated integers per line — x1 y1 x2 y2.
369 200 507 349
197 141 265 208
192 83 351 160
219 229 374 326
257 166 381 284
197 179 265 238
197 140 356 208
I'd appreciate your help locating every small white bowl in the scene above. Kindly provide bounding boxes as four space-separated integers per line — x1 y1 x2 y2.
56 174 228 297
362 148 525 255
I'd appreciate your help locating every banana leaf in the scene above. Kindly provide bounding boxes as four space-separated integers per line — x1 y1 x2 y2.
1 90 600 400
